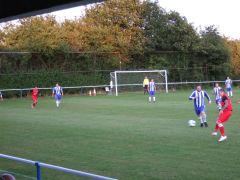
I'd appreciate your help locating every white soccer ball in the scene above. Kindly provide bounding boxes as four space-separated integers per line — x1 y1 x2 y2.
188 120 196 127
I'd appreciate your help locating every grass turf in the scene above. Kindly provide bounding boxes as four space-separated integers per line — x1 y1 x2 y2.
1 91 240 180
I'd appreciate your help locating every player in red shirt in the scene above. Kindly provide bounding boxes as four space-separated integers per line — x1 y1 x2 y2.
31 87 38 109
212 89 232 142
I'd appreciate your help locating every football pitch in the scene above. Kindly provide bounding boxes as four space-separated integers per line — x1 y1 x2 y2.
1 91 240 180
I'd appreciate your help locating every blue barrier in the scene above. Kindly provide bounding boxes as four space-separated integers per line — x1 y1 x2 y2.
0 154 118 180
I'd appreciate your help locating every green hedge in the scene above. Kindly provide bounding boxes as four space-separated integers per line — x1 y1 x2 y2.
0 70 110 89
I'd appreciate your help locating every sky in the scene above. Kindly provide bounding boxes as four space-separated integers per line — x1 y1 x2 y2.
49 0 240 40
49 5 88 22
158 0 239 39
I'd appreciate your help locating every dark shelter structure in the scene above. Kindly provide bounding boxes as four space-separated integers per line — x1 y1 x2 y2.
0 0 104 23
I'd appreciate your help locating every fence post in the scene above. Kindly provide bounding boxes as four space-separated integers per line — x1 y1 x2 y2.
20 89 23 99
35 162 41 180
80 87 83 95
0 153 118 180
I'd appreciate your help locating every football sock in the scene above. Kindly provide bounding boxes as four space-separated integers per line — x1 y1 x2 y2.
219 123 225 136
149 97 151 102
153 97 156 102
199 116 203 124
219 126 225 136
199 116 204 127
202 113 207 123
32 102 36 108
214 124 219 132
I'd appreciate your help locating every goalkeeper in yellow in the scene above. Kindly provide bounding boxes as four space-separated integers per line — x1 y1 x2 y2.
143 76 149 94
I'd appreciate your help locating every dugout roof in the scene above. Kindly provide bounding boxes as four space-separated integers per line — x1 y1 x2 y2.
0 0 104 23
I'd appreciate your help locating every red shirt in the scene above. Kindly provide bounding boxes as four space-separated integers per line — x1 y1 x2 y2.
221 94 232 112
32 88 38 97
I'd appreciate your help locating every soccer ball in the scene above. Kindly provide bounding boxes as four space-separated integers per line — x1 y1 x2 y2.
188 120 196 127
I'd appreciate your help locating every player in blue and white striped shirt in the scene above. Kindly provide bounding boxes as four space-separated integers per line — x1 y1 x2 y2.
148 79 156 103
52 83 63 107
213 82 222 110
225 77 233 97
189 85 212 127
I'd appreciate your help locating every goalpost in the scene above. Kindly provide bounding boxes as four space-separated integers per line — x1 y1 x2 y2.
110 70 168 96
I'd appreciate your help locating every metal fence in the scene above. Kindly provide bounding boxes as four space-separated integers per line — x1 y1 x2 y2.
0 154 118 180
0 85 110 98
1 80 239 98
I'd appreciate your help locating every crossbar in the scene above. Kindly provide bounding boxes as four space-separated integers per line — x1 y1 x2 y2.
0 154 118 180
114 70 166 73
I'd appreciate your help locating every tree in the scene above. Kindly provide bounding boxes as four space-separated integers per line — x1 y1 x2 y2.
197 26 231 80
82 0 145 66
143 1 199 52
1 16 66 70
0 0 233 83
139 1 201 81
225 39 240 77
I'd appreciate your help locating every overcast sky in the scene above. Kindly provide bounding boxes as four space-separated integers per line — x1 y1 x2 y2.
158 0 239 39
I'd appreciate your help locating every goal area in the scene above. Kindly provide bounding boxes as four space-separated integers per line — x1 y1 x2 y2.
110 70 168 96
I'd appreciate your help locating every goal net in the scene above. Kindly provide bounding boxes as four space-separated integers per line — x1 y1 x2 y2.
110 70 168 96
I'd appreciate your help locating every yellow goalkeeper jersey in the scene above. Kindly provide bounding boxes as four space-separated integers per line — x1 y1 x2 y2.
143 78 149 86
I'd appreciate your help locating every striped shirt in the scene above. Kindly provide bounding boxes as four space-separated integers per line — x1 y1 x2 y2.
189 90 211 108
225 79 232 88
213 87 221 100
53 86 63 96
149 82 156 92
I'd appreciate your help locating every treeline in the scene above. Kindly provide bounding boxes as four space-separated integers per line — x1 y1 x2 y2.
0 0 239 88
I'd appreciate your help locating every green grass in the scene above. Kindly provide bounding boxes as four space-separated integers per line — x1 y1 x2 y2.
1 91 240 180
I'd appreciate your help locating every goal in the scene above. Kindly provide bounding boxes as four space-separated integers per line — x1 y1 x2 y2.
110 70 168 96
